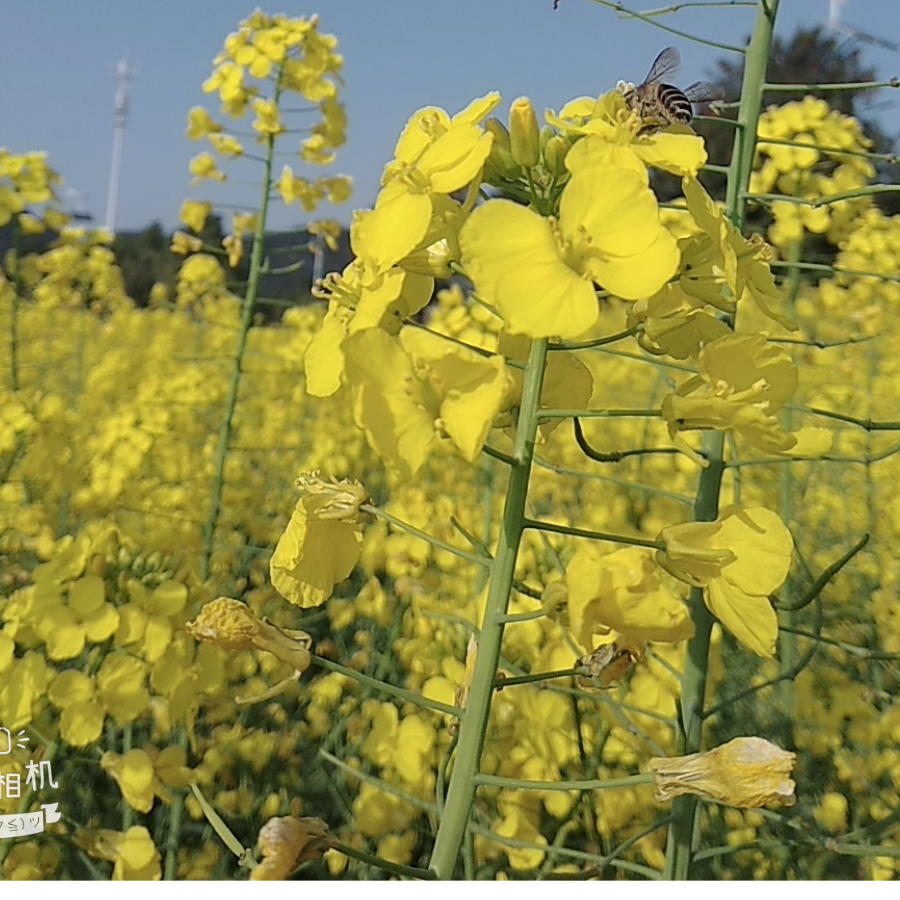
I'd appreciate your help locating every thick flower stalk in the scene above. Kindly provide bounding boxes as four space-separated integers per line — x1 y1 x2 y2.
191 12 351 579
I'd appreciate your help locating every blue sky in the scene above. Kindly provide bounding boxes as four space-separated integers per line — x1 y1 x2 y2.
3 1 899 233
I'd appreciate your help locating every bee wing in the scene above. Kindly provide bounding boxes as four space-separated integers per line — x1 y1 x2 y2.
643 47 681 84
683 81 725 103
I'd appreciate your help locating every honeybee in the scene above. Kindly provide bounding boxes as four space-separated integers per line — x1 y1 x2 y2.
622 47 723 132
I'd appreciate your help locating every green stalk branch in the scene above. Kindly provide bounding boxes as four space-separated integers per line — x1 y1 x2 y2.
748 184 900 208
763 78 900 91
474 773 654 791
429 338 548 879
200 77 283 583
588 0 746 52
523 517 664 550
666 0 779 879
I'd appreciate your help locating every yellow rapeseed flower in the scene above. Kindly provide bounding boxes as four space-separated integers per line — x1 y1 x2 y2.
269 474 370 608
342 327 511 480
564 545 695 649
460 160 678 338
657 505 793 657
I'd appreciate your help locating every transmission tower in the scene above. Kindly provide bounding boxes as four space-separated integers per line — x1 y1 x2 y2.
826 0 898 51
104 57 137 234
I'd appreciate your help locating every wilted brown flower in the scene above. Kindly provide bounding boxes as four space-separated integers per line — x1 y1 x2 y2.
649 736 796 808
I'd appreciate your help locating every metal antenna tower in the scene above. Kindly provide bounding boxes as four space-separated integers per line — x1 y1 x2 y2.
826 0 898 52
104 57 137 234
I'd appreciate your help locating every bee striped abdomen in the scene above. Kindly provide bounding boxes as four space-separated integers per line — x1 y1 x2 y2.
621 47 724 133
655 84 693 123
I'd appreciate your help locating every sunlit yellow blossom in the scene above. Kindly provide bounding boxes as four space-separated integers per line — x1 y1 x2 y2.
252 97 285 135
303 96 347 164
681 175 797 331
97 651 152 723
75 826 161 880
42 207 70 232
308 218 343 251
384 93 500 185
19 213 45 235
99 747 188 813
252 816 334 880
179 200 213 233
548 90 707 177
361 701 436 789
203 59 256 118
460 163 679 338
813 791 848 832
629 287 732 359
48 669 106 747
343 327 511 480
207 133 245 157
33 572 119 660
185 107 223 140
170 231 204 255
661 333 829 462
565 546 695 648
222 212 256 267
304 263 433 397
269 474 370 608
354 783 418 838
649 736 796 808
657 505 793 657
351 94 499 274
491 800 547 870
188 152 226 185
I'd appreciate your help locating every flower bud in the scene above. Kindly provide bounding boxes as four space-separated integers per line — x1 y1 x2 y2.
509 97 540 168
484 118 519 181
543 134 570 177
484 117 511 151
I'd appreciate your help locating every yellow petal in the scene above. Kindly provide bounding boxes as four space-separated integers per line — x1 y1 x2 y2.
717 506 793 596
460 199 598 339
343 329 434 480
585 227 680 301
705 578 778 658
562 165 659 258
351 185 431 271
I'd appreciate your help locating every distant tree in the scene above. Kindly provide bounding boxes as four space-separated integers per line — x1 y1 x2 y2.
693 26 899 209
112 221 182 307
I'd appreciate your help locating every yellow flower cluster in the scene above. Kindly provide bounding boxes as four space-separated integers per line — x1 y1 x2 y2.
6 13 900 880
751 98 875 250
0 148 66 231
181 11 351 265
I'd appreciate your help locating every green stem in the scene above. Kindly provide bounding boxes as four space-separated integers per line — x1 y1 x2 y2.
665 0 779 879
200 78 282 582
725 0 779 232
428 338 548 879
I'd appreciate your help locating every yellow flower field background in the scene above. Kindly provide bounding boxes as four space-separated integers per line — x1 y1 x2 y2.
2 3 900 881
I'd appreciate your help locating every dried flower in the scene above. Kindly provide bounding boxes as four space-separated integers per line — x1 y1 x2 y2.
649 736 796 808
251 816 334 880
186 597 312 673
